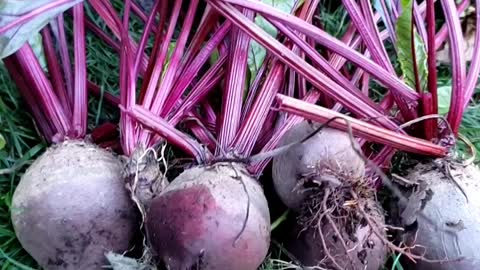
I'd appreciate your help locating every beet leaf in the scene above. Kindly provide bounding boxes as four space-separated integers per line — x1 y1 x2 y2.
0 0 82 58
248 0 295 80
396 0 428 92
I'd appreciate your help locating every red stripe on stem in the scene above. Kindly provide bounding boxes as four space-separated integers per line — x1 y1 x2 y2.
126 105 209 163
276 94 447 157
426 0 438 137
150 0 200 115
140 0 182 110
210 0 419 101
233 62 285 156
5 44 70 138
52 15 74 108
162 21 230 116
168 55 227 126
465 0 480 108
133 0 164 77
441 0 467 135
41 27 71 119
72 3 87 137
84 18 121 51
217 8 255 153
3 59 55 141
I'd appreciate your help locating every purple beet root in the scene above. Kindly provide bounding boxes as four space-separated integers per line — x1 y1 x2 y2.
11 141 137 270
285 199 387 270
272 121 365 210
146 162 270 270
272 121 387 269
399 162 480 270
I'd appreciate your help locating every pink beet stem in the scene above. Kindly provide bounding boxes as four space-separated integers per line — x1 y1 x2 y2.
276 94 448 157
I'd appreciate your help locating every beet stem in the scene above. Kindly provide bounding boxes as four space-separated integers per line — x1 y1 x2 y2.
217 8 255 153
275 94 448 157
72 3 88 137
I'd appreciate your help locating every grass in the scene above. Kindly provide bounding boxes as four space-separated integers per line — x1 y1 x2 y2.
0 65 44 270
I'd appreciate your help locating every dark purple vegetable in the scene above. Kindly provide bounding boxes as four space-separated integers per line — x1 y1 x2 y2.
146 163 270 270
285 199 387 270
272 121 387 269
272 121 365 210
399 162 480 270
11 141 137 270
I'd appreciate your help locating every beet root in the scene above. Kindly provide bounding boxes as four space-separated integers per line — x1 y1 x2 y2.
11 141 137 270
272 121 365 210
272 121 387 269
286 201 387 270
122 145 168 209
283 179 387 270
146 162 271 270
398 162 480 269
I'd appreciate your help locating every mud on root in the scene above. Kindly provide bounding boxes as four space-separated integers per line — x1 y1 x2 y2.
294 165 389 270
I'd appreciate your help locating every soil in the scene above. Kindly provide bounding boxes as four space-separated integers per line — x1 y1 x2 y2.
277 166 388 270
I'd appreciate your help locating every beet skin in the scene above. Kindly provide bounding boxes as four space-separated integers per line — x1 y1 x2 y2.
272 121 365 210
285 199 387 270
146 162 270 270
400 162 480 270
272 121 387 269
11 141 137 270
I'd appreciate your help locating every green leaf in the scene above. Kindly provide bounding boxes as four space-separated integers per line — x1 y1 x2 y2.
396 0 428 91
437 84 452 115
0 0 83 59
248 0 296 81
0 134 5 151
160 42 176 80
209 48 220 66
28 33 47 71
0 33 47 71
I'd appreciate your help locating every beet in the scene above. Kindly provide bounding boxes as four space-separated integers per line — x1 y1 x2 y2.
285 199 387 270
11 141 137 270
272 121 365 210
399 161 480 270
146 162 270 270
272 121 387 269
